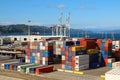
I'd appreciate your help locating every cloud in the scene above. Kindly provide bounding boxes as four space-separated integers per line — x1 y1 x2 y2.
79 7 96 10
47 4 66 9
57 4 66 9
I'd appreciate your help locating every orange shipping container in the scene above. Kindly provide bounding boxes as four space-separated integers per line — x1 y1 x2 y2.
96 39 102 50
62 60 65 64
45 46 53 50
45 57 54 61
9 65 13 70
104 58 108 67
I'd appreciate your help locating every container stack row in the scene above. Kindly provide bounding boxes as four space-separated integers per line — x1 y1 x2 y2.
1 62 54 74
25 41 55 65
58 40 90 71
79 38 100 69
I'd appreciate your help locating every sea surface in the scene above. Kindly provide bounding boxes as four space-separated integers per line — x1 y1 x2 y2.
70 33 120 40
0 33 120 40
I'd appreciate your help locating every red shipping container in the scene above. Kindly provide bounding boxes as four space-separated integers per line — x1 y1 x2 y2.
65 50 68 57
28 55 30 59
27 42 30 45
104 58 108 67
68 62 72 66
80 39 97 49
35 49 38 53
114 51 120 57
35 66 54 74
62 60 65 64
58 64 62 69
72 56 75 62
40 57 42 60
68 47 72 52
72 67 75 71
40 50 43 53
65 56 68 61
58 44 61 48
104 40 112 51
61 47 65 52
115 48 120 51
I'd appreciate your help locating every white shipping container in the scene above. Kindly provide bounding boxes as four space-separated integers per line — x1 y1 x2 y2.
40 46 45 50
112 49 115 51
56 48 61 52
75 60 89 66
105 68 120 80
112 62 120 69
72 38 78 41
115 45 120 49
40 43 43 46
42 57 46 65
25 56 30 63
62 64 65 69
37 53 40 57
57 52 61 55
116 41 120 45
75 64 89 71
62 56 65 60
108 58 115 63
75 55 89 59
32 53 35 56
29 46 32 49
75 55 89 61
112 41 116 45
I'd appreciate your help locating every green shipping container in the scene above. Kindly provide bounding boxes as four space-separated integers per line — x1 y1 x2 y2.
21 64 38 72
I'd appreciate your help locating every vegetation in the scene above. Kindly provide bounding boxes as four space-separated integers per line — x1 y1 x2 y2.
0 24 89 35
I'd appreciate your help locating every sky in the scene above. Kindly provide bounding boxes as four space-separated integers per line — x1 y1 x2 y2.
0 0 120 30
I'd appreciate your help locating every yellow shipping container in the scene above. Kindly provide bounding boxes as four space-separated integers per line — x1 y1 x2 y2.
32 46 37 49
72 46 86 52
87 49 99 54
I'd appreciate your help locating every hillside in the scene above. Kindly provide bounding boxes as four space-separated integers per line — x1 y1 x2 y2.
0 24 90 35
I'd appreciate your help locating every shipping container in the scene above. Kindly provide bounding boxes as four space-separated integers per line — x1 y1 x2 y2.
1 62 19 70
17 64 34 71
105 68 120 80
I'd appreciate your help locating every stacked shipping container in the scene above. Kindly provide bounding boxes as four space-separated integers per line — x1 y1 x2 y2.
100 39 113 66
112 40 120 61
59 40 89 71
79 38 100 68
25 41 55 65
105 68 120 80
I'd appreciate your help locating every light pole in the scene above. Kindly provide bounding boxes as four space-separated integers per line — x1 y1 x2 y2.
28 20 31 41
28 20 31 36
